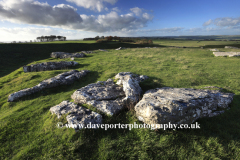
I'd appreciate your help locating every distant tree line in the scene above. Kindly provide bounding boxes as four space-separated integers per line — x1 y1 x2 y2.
36 35 66 42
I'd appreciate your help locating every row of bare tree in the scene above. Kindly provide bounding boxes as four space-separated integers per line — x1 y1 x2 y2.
36 35 66 42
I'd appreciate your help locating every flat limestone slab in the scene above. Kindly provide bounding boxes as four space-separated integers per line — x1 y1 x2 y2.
8 70 90 102
72 72 149 115
213 52 240 57
71 79 126 115
135 87 234 128
23 61 78 72
50 101 102 129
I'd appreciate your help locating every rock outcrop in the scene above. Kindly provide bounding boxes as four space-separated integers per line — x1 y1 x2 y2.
23 61 78 72
71 72 148 115
51 52 86 58
50 101 102 129
8 70 90 102
135 87 234 128
213 52 240 57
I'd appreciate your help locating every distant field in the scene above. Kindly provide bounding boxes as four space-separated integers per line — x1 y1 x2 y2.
0 40 240 159
153 39 240 48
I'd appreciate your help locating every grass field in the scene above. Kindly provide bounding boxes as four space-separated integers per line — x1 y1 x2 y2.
0 40 240 159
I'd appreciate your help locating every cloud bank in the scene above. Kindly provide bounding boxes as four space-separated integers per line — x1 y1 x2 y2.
0 0 154 32
203 17 240 27
66 0 118 12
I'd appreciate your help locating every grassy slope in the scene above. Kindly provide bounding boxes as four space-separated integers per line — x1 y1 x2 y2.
0 40 240 159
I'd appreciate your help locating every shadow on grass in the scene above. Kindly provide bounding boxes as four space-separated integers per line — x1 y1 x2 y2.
204 44 240 48
0 43 164 78
67 81 240 159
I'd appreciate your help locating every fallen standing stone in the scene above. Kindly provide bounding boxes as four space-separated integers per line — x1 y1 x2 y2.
8 70 90 102
213 52 240 57
51 52 86 58
135 87 234 128
23 61 78 72
50 101 102 129
71 72 148 115
99 49 108 52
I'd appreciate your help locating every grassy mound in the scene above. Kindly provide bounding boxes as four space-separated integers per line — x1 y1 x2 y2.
0 40 240 159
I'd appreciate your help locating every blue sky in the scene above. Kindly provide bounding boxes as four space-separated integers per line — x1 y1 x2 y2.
0 0 239 41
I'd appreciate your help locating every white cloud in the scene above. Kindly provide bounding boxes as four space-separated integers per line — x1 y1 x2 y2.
187 28 203 32
66 0 118 12
74 11 154 32
214 17 240 26
0 0 82 25
203 19 212 26
130 7 142 16
112 7 120 12
0 0 153 33
203 17 240 27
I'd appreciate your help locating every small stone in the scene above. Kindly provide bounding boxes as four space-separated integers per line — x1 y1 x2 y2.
50 101 102 130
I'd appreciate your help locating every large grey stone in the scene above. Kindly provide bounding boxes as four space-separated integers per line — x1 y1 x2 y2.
50 101 102 129
71 72 148 115
23 61 78 72
135 87 234 128
51 52 86 58
8 70 90 102
213 52 240 57
71 79 126 115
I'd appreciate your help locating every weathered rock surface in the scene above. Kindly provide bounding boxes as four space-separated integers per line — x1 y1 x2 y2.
23 61 78 72
8 70 90 102
115 72 149 85
71 72 148 115
71 79 126 115
50 101 102 129
99 49 108 52
51 52 86 58
213 52 240 57
135 87 234 127
115 72 149 102
225 46 239 49
81 51 93 54
209 49 219 51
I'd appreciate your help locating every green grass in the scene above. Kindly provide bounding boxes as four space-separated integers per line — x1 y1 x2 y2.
0 40 240 159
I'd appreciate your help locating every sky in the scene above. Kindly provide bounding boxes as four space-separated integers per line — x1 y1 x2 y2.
0 0 240 42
